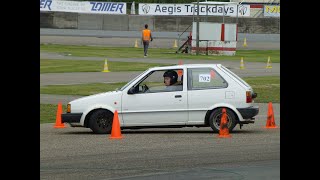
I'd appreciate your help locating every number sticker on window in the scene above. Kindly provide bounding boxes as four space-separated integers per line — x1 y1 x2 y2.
199 74 211 82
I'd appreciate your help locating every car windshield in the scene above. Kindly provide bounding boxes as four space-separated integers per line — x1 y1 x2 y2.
119 69 149 91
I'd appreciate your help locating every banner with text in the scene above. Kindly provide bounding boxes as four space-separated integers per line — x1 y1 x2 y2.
264 5 280 17
40 0 127 14
139 3 250 16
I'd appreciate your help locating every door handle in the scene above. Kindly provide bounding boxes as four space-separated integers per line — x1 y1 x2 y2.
175 95 182 98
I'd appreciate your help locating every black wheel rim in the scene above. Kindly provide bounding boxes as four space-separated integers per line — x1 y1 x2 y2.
213 112 232 130
95 113 112 130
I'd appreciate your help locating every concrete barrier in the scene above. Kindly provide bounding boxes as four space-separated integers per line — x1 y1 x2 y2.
78 14 103 30
53 12 77 29
128 15 154 31
40 12 54 28
103 15 128 31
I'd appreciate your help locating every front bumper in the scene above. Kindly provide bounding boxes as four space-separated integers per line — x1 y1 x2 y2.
61 113 83 123
237 106 259 120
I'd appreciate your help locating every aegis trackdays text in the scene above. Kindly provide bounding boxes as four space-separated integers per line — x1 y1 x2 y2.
154 4 235 15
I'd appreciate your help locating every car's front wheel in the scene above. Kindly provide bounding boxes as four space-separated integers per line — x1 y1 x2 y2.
209 108 237 132
89 109 113 134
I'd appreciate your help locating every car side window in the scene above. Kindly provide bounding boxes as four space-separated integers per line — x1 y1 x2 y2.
134 69 183 94
187 68 227 90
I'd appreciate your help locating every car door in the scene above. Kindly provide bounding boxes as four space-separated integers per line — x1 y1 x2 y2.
121 69 188 126
187 67 229 124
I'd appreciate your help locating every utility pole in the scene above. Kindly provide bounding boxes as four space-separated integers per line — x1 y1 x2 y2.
196 0 200 55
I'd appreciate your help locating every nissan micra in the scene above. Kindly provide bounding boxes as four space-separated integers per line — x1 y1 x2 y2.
62 64 259 134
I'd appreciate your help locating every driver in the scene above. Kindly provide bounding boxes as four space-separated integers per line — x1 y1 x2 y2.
163 70 182 91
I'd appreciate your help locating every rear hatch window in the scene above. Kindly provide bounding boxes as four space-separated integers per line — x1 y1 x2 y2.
220 65 251 88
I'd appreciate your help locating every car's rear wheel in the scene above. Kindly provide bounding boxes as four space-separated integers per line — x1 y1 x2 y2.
209 108 237 132
89 109 113 134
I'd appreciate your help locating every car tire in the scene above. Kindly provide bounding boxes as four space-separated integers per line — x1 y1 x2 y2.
209 108 237 132
89 109 113 134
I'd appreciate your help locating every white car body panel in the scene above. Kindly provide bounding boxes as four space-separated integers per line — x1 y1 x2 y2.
66 64 257 129
69 91 123 126
121 90 188 126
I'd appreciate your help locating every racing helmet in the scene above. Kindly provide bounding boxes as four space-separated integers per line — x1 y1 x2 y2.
163 70 178 85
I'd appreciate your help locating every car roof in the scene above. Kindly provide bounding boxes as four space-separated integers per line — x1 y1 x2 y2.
149 64 221 71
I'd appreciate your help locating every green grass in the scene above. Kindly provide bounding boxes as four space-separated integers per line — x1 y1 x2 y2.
40 59 173 73
243 76 280 103
40 104 67 124
40 44 280 63
40 76 279 103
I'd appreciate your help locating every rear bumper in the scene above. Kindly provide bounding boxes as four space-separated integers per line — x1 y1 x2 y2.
61 113 82 123
237 106 259 120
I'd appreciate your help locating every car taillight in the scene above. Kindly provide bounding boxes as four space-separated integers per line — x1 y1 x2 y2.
246 91 252 103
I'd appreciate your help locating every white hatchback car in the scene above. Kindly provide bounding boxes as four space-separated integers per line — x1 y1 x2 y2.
62 64 259 134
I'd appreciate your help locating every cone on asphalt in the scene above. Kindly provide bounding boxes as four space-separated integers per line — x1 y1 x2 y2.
173 40 178 48
243 37 247 47
265 102 278 128
54 102 66 128
109 110 123 139
178 60 183 77
266 56 272 69
102 59 110 72
218 108 231 138
240 57 245 69
134 39 139 48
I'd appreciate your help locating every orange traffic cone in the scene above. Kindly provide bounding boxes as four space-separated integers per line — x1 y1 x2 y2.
178 60 183 77
54 102 66 128
265 102 278 128
109 110 123 139
218 108 231 138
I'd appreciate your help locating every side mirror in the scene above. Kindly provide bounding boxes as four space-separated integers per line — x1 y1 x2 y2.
128 87 136 94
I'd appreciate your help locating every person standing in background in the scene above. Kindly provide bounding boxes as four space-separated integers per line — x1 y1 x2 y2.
142 24 153 57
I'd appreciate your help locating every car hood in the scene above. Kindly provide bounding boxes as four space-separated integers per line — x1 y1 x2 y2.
69 90 122 105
